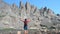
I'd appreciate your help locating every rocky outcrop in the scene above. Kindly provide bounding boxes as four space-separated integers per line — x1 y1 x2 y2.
0 0 60 30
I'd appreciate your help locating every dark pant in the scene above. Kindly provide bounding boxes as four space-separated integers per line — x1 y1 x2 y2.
24 25 28 30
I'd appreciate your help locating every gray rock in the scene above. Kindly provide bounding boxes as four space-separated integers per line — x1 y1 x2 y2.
0 0 60 30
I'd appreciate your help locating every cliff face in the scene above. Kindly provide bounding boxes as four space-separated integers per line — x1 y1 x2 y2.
0 1 60 29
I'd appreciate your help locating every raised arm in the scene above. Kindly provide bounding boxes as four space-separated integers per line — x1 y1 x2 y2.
27 19 31 22
19 17 24 22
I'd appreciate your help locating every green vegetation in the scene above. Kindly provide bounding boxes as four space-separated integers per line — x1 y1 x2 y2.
0 15 6 17
0 28 15 31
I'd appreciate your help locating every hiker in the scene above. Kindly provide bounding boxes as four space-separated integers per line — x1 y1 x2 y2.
20 18 30 34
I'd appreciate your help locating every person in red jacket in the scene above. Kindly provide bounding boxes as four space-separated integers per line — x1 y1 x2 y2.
20 18 30 34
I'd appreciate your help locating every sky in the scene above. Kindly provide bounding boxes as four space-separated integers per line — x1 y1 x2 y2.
3 0 60 14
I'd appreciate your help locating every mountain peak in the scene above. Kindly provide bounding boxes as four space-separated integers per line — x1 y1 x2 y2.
0 1 60 29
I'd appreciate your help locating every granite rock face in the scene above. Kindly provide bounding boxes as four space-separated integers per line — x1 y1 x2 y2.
0 1 60 30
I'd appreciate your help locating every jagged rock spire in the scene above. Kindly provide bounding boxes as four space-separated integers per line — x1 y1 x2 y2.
43 7 47 11
25 2 31 18
12 3 17 8
25 2 31 10
19 1 25 9
19 1 22 8
25 2 30 10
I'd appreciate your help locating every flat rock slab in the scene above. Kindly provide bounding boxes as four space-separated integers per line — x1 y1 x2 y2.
0 29 40 34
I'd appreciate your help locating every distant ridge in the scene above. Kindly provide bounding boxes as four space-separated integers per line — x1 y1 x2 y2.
0 0 60 30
